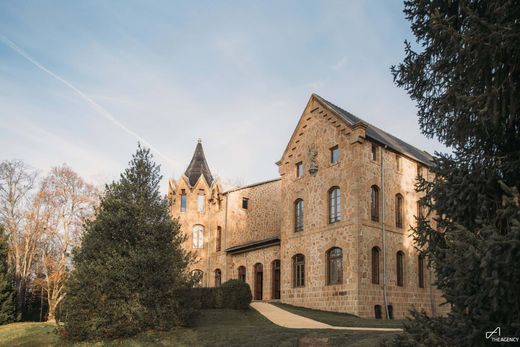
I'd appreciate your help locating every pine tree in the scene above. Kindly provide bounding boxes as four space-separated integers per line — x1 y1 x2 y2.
0 224 16 325
63 145 195 339
389 1 520 345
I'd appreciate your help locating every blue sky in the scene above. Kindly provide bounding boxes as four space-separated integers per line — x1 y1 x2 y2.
0 1 446 191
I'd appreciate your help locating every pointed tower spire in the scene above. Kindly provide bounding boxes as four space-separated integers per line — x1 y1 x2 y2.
184 140 214 187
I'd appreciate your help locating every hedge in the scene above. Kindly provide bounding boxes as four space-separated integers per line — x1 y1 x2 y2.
174 279 252 310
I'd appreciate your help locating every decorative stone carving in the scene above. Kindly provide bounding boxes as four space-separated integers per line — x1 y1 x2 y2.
308 144 319 176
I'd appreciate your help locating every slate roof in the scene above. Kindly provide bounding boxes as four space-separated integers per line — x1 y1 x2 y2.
313 94 434 166
184 140 214 187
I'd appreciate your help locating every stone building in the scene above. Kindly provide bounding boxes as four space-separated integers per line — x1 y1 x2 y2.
168 94 448 319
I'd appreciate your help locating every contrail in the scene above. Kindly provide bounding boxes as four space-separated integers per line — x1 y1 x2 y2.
0 34 173 167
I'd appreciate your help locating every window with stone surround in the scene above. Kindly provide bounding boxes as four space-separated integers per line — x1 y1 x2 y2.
296 161 303 178
418 254 425 288
216 226 222 252
238 266 246 282
417 164 423 177
242 197 249 209
396 251 404 287
328 187 341 224
198 189 205 213
293 254 305 287
294 199 304 232
215 269 222 287
371 143 378 161
326 247 343 285
370 185 380 222
395 194 404 228
192 224 204 249
371 246 380 284
396 154 402 172
330 145 339 164
180 189 187 212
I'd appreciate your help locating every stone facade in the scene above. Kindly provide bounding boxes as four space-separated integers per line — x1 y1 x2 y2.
168 94 449 319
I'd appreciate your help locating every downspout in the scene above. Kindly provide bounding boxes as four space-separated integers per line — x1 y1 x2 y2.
224 193 229 282
381 145 390 319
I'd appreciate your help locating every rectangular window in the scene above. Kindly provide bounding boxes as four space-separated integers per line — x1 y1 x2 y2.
242 197 249 209
180 190 187 212
417 164 423 177
198 190 205 213
216 227 222 252
396 155 401 172
295 200 304 232
371 144 378 161
330 145 339 164
296 162 303 178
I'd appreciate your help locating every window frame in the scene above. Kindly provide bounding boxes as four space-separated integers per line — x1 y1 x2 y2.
326 247 343 285
215 268 222 287
371 143 378 161
192 224 204 249
216 226 222 252
242 197 249 209
296 161 303 178
294 199 304 232
293 254 305 288
396 251 404 287
328 187 341 224
238 265 246 282
418 254 425 288
180 190 187 212
330 145 339 164
395 194 404 228
370 185 380 222
371 246 380 285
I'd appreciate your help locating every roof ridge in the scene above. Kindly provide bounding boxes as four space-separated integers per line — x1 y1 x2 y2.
313 94 433 165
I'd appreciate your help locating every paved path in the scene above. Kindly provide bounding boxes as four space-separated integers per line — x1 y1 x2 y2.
250 302 403 332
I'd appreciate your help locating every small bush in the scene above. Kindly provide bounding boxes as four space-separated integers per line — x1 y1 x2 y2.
222 280 252 309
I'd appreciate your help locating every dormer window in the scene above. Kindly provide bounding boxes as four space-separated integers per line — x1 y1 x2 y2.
296 162 303 178
242 197 249 209
330 145 339 164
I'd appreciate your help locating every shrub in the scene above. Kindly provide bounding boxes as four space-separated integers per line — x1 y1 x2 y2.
222 280 252 309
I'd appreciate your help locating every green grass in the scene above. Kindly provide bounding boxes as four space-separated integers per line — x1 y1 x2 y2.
0 309 400 347
272 303 405 328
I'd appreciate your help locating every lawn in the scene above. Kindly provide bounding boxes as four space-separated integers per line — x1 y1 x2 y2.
0 309 400 347
272 303 405 328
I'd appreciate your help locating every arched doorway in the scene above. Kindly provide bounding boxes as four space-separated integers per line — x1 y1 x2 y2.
272 260 281 299
254 263 263 300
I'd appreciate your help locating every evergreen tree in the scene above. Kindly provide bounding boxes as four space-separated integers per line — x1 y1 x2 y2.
0 224 16 325
389 1 520 345
63 145 195 339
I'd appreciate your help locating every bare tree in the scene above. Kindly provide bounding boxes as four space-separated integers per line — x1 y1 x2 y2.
35 165 98 322
0 160 37 317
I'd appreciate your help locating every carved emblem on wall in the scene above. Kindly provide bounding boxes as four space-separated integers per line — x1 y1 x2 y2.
308 144 319 176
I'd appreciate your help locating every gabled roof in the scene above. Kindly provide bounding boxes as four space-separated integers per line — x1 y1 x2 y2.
184 140 214 187
313 94 434 166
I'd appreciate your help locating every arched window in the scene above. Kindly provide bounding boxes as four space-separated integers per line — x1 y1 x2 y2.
418 255 425 288
215 269 222 287
327 247 343 285
216 226 222 252
238 266 246 282
395 194 404 228
329 187 341 224
293 254 305 287
396 251 404 287
370 185 380 222
371 246 380 284
294 199 304 232
191 269 203 287
192 225 204 249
